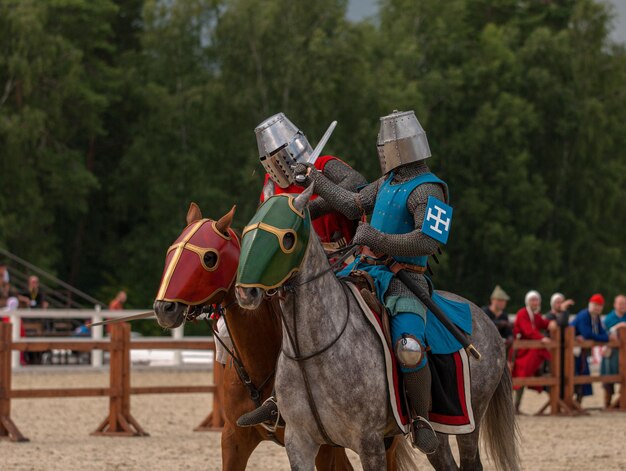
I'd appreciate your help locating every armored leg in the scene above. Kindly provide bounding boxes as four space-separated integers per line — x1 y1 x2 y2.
405 367 438 454
236 389 279 427
390 311 437 454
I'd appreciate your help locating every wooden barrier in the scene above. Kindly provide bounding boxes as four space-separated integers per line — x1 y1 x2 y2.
0 322 224 442
92 323 147 437
511 327 564 415
0 323 28 442
511 326 626 415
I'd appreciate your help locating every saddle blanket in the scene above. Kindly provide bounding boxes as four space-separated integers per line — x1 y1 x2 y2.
347 283 475 435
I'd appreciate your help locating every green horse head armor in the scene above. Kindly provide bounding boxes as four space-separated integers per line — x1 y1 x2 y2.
237 188 313 290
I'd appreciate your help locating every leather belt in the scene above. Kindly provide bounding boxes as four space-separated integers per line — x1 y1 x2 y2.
358 249 427 274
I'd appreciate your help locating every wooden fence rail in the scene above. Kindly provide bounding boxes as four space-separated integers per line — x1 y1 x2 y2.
511 326 626 415
0 322 224 442
3 322 625 441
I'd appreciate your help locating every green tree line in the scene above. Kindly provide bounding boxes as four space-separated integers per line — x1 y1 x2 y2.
1 0 625 320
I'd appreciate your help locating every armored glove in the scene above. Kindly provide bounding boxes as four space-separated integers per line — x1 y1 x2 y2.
293 163 316 186
353 222 385 253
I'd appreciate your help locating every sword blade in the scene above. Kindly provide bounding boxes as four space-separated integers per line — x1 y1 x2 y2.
87 311 156 327
308 120 337 166
295 120 337 183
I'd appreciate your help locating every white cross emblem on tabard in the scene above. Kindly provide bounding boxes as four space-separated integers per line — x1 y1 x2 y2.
422 196 453 244
426 205 450 235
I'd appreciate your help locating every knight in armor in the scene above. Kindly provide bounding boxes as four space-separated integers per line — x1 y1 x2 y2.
230 112 367 426
293 110 447 454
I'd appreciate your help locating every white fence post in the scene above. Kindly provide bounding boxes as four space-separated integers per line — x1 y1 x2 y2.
10 312 20 369
173 325 184 366
91 305 103 367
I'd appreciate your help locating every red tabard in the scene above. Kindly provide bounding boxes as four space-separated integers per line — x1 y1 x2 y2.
511 307 551 388
260 155 357 244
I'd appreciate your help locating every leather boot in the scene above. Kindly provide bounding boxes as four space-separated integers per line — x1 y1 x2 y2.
236 395 279 427
405 367 438 454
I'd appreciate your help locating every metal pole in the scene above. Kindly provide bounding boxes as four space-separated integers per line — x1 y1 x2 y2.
92 305 103 368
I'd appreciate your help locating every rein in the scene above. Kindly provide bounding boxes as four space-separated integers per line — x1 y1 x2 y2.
283 243 357 291
279 283 350 362
206 303 275 408
276 259 353 447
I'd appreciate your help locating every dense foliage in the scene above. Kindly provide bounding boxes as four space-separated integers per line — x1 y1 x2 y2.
1 0 624 326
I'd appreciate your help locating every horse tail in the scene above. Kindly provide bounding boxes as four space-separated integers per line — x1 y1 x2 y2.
482 368 521 471
393 436 422 471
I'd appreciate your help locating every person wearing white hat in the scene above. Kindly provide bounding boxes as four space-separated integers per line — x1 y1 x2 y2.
545 292 575 327
511 291 557 413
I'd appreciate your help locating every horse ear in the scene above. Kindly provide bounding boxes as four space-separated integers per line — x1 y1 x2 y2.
186 202 203 225
292 183 315 213
215 205 236 235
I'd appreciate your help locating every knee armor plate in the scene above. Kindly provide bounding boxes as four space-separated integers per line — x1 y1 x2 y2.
395 334 424 369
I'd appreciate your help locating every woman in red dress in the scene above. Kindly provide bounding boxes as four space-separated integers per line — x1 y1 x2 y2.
511 290 556 413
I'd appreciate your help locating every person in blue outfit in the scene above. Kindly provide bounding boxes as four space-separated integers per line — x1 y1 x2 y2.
600 294 626 408
571 293 608 404
296 110 461 454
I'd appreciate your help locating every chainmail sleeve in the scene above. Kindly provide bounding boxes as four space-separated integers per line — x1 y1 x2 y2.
306 167 382 220
357 183 444 257
308 159 367 219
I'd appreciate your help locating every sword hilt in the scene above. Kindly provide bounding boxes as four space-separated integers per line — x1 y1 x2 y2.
466 343 482 361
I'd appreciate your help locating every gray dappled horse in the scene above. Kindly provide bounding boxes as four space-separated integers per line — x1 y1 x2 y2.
235 186 520 471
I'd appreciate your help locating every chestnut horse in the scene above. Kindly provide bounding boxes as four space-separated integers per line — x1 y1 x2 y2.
153 203 376 470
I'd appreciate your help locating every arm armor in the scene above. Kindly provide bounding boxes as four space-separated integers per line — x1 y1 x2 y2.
309 160 368 219
306 166 382 220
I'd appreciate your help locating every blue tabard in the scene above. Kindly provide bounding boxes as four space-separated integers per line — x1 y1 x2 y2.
371 172 448 267
338 172 448 300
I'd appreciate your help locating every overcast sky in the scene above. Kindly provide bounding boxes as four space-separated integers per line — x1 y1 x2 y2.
347 0 626 43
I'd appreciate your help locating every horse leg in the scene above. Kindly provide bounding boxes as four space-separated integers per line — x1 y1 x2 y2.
456 427 482 471
315 445 354 471
427 433 459 471
221 423 261 471
284 428 320 471
357 437 387 471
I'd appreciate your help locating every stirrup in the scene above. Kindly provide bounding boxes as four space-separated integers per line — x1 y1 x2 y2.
236 396 279 428
411 416 438 455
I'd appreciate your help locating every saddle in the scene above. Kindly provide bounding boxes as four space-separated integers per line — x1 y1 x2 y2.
344 270 393 350
344 274 476 436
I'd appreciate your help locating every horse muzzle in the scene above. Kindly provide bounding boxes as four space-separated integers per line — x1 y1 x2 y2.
153 300 187 328
235 285 264 310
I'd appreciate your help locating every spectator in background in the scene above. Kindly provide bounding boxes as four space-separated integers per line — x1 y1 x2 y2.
17 276 48 364
571 293 609 404
18 275 48 309
545 293 575 327
109 291 127 310
511 290 556 414
482 285 514 351
601 294 626 408
1 262 19 316
0 262 11 307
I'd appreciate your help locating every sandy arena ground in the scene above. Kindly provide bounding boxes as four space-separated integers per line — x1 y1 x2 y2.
1 368 625 471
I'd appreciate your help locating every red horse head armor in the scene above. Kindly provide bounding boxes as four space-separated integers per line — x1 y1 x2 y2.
156 206 240 306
